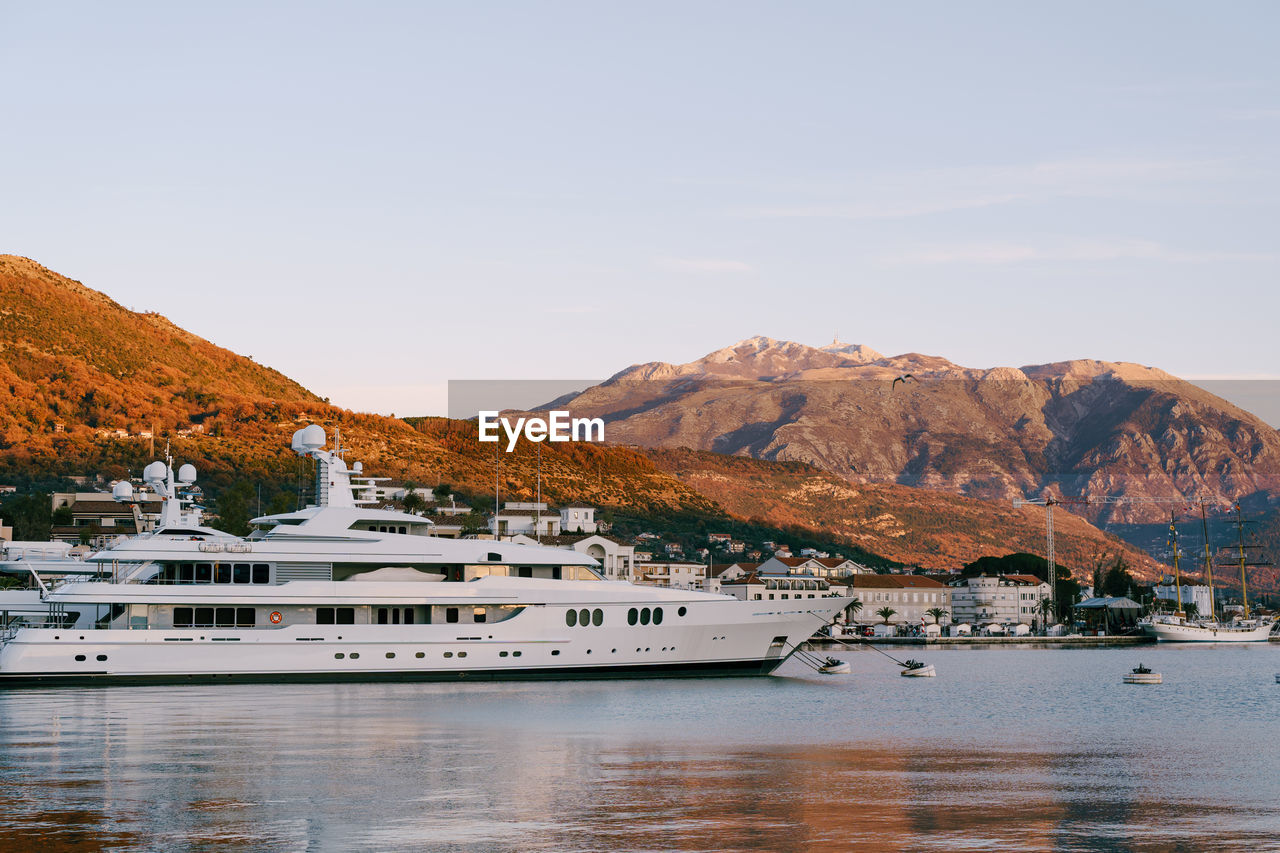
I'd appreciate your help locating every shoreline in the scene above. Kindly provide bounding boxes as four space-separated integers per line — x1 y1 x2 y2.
806 635 1157 648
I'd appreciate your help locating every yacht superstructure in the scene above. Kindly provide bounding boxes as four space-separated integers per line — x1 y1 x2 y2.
0 426 848 685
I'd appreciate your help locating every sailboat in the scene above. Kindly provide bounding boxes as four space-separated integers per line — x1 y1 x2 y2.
1143 504 1275 642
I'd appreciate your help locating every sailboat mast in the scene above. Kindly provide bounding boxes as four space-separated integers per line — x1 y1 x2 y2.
1169 514 1183 616
1200 502 1215 619
1234 504 1250 620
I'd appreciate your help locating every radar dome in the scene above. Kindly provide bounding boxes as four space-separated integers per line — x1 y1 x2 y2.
290 428 306 453
352 461 363 474
111 481 135 502
299 424 327 451
178 464 197 483
143 461 168 483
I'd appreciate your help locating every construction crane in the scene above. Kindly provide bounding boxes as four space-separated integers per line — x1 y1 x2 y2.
1011 493 1226 623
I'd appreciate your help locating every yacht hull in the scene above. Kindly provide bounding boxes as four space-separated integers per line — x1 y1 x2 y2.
1143 620 1275 642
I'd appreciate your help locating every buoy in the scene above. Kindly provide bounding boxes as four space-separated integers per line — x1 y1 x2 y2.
1124 664 1161 684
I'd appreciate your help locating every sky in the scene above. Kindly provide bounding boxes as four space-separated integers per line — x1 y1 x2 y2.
3 2 1278 418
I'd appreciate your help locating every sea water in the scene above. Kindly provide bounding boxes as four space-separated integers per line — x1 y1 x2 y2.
0 644 1277 851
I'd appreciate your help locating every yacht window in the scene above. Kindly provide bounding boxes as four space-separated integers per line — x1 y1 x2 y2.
566 609 578 627
215 607 236 627
195 563 212 584
443 651 453 658
215 563 231 584
678 607 687 617
318 608 336 625
415 652 425 658
194 607 215 627
639 608 651 626
337 608 355 624
392 609 401 625
252 564 269 584
368 525 376 531
237 608 255 627
403 608 413 624
487 552 501 562
75 654 86 662
653 608 663 625
627 608 638 626
174 607 193 627
592 608 603 627
471 607 485 623
335 653 345 659
552 567 562 580
518 567 532 578
578 608 590 627
377 608 389 625
399 526 407 534
180 564 196 584
446 607 459 624
233 565 250 584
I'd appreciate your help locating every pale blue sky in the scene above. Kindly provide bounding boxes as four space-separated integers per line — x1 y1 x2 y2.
3 2 1278 416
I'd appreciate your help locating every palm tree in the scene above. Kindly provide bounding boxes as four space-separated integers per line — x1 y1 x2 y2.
876 606 897 625
925 607 949 625
1038 597 1056 628
1183 601 1199 620
844 596 863 623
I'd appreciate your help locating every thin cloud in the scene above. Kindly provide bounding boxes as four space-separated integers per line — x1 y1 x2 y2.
732 156 1228 221
655 257 754 273
881 239 1280 266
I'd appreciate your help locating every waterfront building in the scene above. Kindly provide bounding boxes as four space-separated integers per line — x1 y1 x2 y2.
838 575 950 626
1152 581 1213 616
758 555 867 578
635 561 705 590
721 571 836 602
948 574 1052 628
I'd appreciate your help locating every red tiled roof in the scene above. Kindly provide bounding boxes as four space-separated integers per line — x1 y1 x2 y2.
1003 574 1046 585
845 575 948 590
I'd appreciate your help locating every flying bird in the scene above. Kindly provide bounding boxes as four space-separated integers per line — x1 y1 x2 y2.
891 374 915 390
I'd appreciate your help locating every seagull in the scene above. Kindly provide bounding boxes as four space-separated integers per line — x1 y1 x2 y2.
891 373 915 390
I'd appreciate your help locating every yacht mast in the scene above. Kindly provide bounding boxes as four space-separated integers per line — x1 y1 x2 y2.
1200 502 1215 619
1168 514 1184 617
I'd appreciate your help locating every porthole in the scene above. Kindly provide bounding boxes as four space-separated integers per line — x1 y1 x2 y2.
678 606 687 617
385 652 395 659
500 651 509 657
96 654 107 661
627 608 638 626
566 609 578 627
591 608 603 627
350 652 360 659
551 649 560 656
640 608 651 626
644 647 650 652
75 654 86 662
458 652 467 658
586 649 592 655
415 652 425 659
335 653 345 660
653 607 663 625
513 651 522 657
578 608 590 626
443 652 453 658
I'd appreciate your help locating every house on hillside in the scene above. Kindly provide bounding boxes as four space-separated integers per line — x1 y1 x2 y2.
758 555 867 578
509 533 634 582
838 574 951 627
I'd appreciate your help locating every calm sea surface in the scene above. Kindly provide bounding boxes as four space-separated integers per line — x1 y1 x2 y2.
1 644 1277 852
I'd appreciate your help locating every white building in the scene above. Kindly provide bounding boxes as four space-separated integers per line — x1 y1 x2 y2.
489 502 560 538
1153 582 1213 616
839 575 951 626
948 574 1052 628
758 556 868 578
635 561 705 590
721 572 837 602
559 504 598 534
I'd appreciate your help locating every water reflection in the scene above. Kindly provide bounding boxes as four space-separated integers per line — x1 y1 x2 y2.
0 646 1277 851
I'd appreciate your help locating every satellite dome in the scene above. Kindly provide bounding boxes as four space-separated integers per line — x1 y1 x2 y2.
143 461 168 483
111 481 135 502
299 424 327 451
178 464 197 484
290 428 306 453
352 461 363 474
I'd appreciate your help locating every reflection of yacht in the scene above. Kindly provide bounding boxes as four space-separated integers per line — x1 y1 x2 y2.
0 426 849 685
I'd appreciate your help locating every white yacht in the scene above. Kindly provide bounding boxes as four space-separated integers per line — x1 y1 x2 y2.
0 426 849 686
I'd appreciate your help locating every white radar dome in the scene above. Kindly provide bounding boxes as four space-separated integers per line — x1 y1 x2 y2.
178 464 197 483
290 428 306 452
352 461 363 474
299 424 327 451
143 461 168 483
111 481 135 502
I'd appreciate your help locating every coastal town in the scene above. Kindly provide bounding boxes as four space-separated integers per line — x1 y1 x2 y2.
4 479 1261 642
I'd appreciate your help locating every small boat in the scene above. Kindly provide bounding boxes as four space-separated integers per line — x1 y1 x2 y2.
817 657 850 675
1274 673 1279 684
1124 664 1162 684
900 659 935 678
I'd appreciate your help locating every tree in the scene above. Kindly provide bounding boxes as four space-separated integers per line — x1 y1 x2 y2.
400 481 425 515
925 607 948 625
211 481 254 536
876 606 897 624
844 596 863 623
1101 555 1135 598
1183 601 1199 620
1038 597 1056 628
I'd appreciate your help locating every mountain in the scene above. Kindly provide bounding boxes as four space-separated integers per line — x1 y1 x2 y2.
0 260 1190 584
552 337 1280 529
